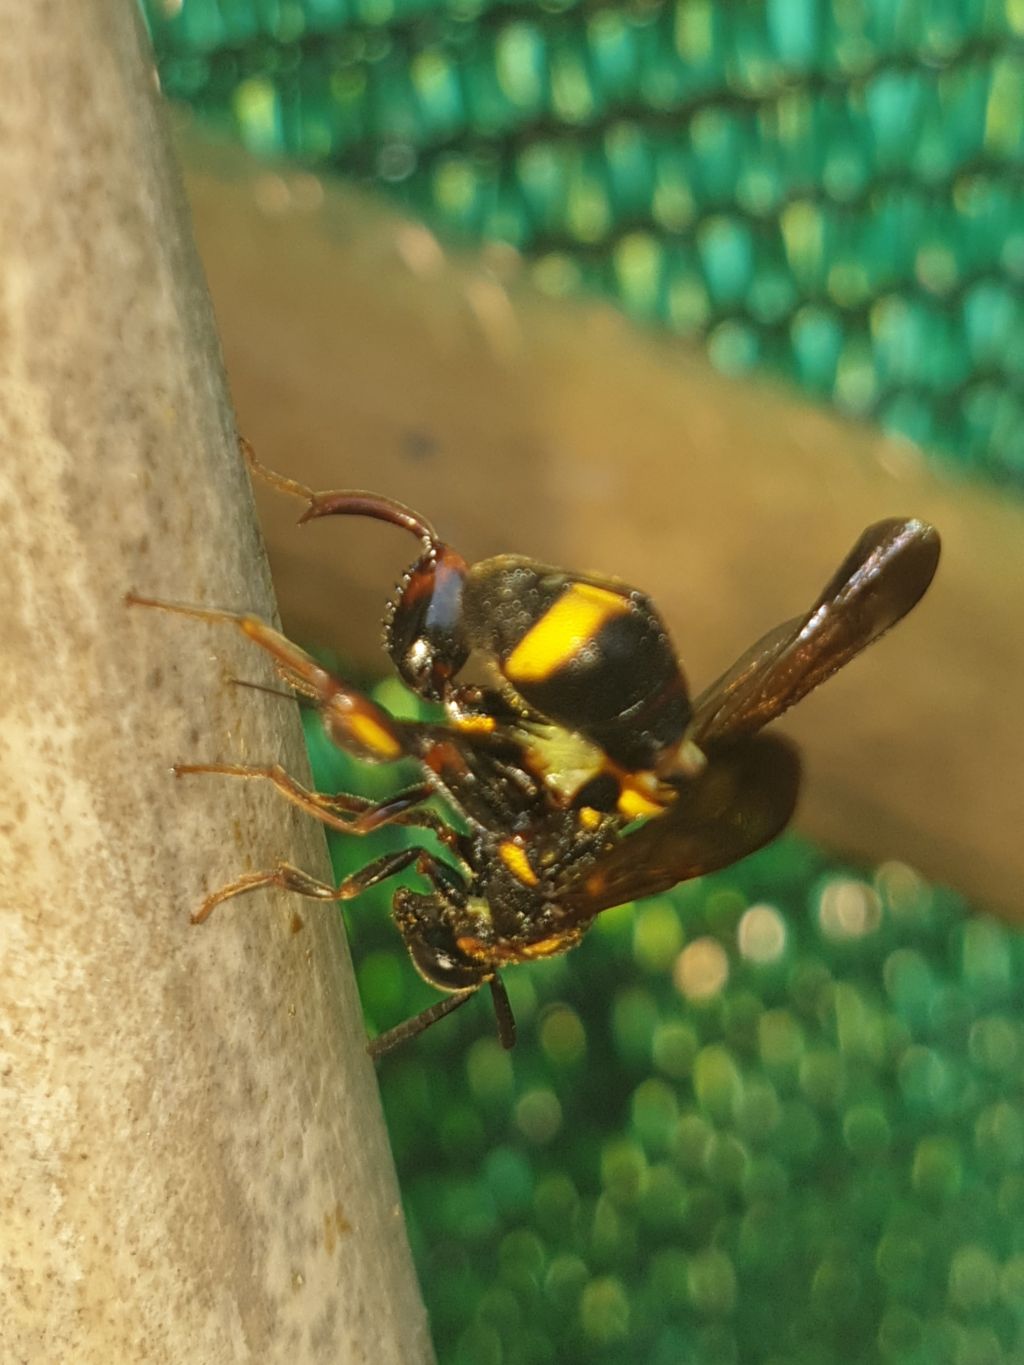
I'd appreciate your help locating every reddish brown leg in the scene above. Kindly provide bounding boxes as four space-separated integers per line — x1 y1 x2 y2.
173 762 466 854
190 845 450 925
126 594 408 765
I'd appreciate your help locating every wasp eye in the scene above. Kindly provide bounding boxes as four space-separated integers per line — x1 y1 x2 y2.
384 545 470 702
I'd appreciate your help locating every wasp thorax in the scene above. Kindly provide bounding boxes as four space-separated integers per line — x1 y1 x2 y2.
384 544 471 702
461 556 694 771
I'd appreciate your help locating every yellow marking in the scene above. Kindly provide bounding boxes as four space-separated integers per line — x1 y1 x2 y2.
456 935 489 960
468 897 492 923
505 583 629 683
615 765 674 819
484 929 584 964
617 784 665 819
499 839 539 886
453 713 496 734
348 712 402 759
518 933 577 959
578 806 602 830
526 723 605 803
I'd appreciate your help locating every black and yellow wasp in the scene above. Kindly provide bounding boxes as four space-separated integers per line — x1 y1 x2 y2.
129 444 940 1057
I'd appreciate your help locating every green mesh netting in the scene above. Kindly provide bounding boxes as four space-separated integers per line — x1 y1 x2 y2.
144 0 1024 482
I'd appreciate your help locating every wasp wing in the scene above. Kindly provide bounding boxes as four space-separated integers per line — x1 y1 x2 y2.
691 518 940 748
557 734 800 921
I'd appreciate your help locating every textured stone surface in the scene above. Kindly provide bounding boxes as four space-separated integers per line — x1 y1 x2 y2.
0 5 432 1361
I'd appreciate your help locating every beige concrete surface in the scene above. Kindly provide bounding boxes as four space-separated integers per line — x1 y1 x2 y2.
0 10 433 1363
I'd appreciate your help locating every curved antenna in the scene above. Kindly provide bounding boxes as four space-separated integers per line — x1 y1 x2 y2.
489 974 517 1050
240 434 440 546
298 491 439 546
367 988 478 1062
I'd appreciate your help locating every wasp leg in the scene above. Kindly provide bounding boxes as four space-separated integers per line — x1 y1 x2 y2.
488 975 517 1050
239 435 438 546
126 594 410 766
190 844 451 925
367 973 516 1061
174 763 468 856
367 989 479 1061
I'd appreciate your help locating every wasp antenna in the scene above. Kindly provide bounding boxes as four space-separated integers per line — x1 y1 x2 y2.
367 988 478 1062
489 974 517 1051
239 436 439 544
239 436 317 504
298 490 439 547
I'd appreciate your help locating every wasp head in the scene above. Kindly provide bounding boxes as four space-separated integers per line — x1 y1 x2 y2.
383 544 471 702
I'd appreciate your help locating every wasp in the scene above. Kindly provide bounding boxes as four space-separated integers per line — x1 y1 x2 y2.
129 444 940 1058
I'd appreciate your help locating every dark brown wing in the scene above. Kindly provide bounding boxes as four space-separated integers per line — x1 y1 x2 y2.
691 519 940 748
557 734 800 921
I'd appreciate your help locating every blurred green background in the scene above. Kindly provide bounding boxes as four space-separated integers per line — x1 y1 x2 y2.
142 3 1024 1361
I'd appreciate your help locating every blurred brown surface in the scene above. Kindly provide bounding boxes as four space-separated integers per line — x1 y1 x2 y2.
181 128 1024 919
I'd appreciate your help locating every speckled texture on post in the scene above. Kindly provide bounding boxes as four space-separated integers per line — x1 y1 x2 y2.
0 5 433 1362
